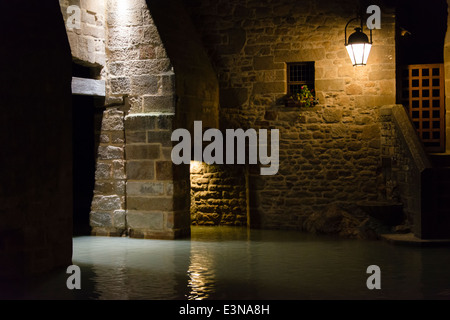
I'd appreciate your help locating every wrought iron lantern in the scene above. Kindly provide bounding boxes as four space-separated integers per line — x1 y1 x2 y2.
345 16 373 66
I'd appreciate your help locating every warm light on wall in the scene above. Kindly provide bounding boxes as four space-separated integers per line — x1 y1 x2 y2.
116 0 131 12
114 0 136 24
190 160 203 174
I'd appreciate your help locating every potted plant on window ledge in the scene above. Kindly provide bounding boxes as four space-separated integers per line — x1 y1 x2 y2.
285 85 319 108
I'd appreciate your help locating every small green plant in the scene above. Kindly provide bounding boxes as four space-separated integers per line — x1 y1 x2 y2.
286 85 319 107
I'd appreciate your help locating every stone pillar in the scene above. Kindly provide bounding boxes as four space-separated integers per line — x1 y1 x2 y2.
89 0 190 239
90 108 126 236
125 114 190 239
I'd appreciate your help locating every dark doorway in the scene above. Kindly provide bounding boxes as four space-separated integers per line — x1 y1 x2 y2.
72 95 96 235
72 62 104 236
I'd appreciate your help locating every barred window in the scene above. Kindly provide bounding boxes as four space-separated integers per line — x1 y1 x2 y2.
287 62 315 95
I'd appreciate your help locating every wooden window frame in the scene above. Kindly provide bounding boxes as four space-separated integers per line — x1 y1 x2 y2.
286 62 315 95
401 63 445 152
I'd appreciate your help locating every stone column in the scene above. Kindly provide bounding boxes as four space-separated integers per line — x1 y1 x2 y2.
125 114 190 239
90 108 127 236
90 0 190 239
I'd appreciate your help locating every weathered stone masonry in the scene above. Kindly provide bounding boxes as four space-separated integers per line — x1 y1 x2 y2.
190 162 248 226
60 0 189 239
97 0 191 239
249 105 383 230
59 0 423 238
59 0 106 67
184 0 397 231
90 107 126 236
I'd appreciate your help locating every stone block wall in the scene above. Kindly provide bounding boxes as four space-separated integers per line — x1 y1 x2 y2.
190 162 248 226
249 105 383 229
91 0 191 239
90 108 126 236
186 0 396 128
105 0 175 111
58 0 218 239
184 0 397 230
59 0 106 67
146 0 220 133
58 0 122 236
56 0 405 236
124 114 190 239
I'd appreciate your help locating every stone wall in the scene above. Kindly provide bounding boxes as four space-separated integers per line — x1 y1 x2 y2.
190 162 248 226
124 114 191 239
184 0 397 230
93 0 191 239
57 0 402 236
186 0 396 128
249 104 383 229
90 108 126 236
58 0 219 238
146 0 220 133
58 0 121 236
59 0 106 68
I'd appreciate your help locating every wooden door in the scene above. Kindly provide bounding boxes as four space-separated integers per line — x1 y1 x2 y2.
401 64 445 153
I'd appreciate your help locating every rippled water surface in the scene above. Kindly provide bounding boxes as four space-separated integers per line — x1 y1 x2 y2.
18 226 450 300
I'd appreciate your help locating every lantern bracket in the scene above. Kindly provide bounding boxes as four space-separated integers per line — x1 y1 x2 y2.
344 15 372 46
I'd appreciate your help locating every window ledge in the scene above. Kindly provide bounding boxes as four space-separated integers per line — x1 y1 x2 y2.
271 104 322 111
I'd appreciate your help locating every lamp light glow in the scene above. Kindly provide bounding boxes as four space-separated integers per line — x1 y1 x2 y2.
345 18 373 66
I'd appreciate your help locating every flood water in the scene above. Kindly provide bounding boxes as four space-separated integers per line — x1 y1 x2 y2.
11 226 450 300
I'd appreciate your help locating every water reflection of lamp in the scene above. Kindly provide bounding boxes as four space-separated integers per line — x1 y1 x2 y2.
187 251 216 300
345 16 372 66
